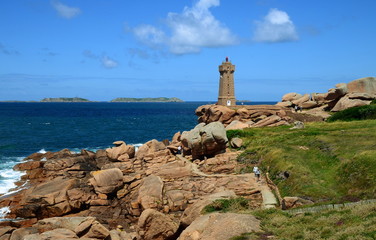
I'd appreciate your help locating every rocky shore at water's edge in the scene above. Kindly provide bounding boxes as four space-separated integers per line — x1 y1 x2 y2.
0 121 266 240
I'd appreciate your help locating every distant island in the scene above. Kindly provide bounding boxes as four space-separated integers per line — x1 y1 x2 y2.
41 97 91 102
110 97 184 102
0 97 184 103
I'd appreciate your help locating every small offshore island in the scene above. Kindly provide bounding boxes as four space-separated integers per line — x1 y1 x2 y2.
110 97 183 103
2 97 185 103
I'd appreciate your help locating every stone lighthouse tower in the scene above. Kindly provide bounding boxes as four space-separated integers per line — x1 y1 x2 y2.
217 57 236 106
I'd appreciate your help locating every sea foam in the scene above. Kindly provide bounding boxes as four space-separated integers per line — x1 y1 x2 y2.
0 157 24 196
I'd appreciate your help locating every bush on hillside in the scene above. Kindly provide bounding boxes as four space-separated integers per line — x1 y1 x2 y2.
226 129 254 141
327 104 376 122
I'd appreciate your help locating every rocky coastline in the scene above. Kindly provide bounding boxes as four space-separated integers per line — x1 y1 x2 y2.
0 121 264 240
0 77 375 239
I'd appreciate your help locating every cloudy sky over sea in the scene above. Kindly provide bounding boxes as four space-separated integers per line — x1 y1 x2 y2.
1 0 375 101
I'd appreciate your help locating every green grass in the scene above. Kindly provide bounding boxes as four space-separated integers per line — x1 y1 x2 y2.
327 104 376 122
202 197 251 214
251 203 376 240
232 120 376 202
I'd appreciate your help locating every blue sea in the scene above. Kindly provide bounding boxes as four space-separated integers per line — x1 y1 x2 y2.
0 101 275 199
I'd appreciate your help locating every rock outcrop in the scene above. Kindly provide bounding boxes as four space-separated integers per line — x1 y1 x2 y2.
277 77 376 115
0 135 263 239
178 212 261 240
195 105 291 130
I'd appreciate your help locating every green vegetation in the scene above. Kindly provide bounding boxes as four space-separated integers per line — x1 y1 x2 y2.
327 103 376 122
40 97 91 102
202 197 251 214
250 204 376 240
110 97 183 102
231 120 376 202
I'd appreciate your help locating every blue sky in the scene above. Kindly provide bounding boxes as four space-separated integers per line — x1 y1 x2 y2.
0 0 375 101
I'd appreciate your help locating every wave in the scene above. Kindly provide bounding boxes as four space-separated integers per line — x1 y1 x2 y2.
0 207 10 219
0 157 24 196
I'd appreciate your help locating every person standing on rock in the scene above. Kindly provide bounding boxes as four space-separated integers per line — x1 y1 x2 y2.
255 168 261 182
253 166 260 181
177 145 182 155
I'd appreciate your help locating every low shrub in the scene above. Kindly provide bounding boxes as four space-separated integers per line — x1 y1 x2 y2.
327 104 376 122
202 197 250 214
226 129 255 141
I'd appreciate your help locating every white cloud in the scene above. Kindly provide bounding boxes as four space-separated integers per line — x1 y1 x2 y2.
133 25 166 47
51 0 81 19
131 0 237 54
253 8 298 43
101 56 118 69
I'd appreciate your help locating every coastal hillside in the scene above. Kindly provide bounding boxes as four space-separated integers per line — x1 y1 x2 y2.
229 118 376 203
41 97 91 102
110 97 183 102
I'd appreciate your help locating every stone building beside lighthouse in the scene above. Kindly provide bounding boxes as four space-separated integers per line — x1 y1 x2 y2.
217 57 236 106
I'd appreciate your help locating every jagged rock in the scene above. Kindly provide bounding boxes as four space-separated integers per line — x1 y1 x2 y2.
180 191 236 227
135 140 166 160
137 175 164 210
324 84 347 101
253 115 281 127
225 120 250 130
282 197 314 210
347 77 376 94
205 105 236 124
292 94 310 106
331 96 371 112
230 137 243 148
138 209 179 240
178 212 261 240
171 131 181 144
43 155 97 175
14 161 44 171
106 141 135 160
236 107 250 119
282 93 303 102
89 168 124 195
16 177 79 219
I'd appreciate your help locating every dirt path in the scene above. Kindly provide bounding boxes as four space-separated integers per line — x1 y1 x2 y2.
177 154 278 209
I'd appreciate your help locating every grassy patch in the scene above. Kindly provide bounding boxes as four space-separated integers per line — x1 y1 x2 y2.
227 129 255 142
202 197 251 214
327 104 376 122
252 203 376 240
232 120 376 202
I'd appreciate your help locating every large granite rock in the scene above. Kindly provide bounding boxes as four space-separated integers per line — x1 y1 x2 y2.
178 212 261 240
138 209 179 240
137 175 164 210
89 168 124 195
181 122 228 160
331 96 371 112
347 77 376 94
16 177 79 219
180 191 236 227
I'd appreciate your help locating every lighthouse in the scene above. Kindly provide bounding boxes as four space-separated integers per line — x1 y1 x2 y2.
217 57 236 106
